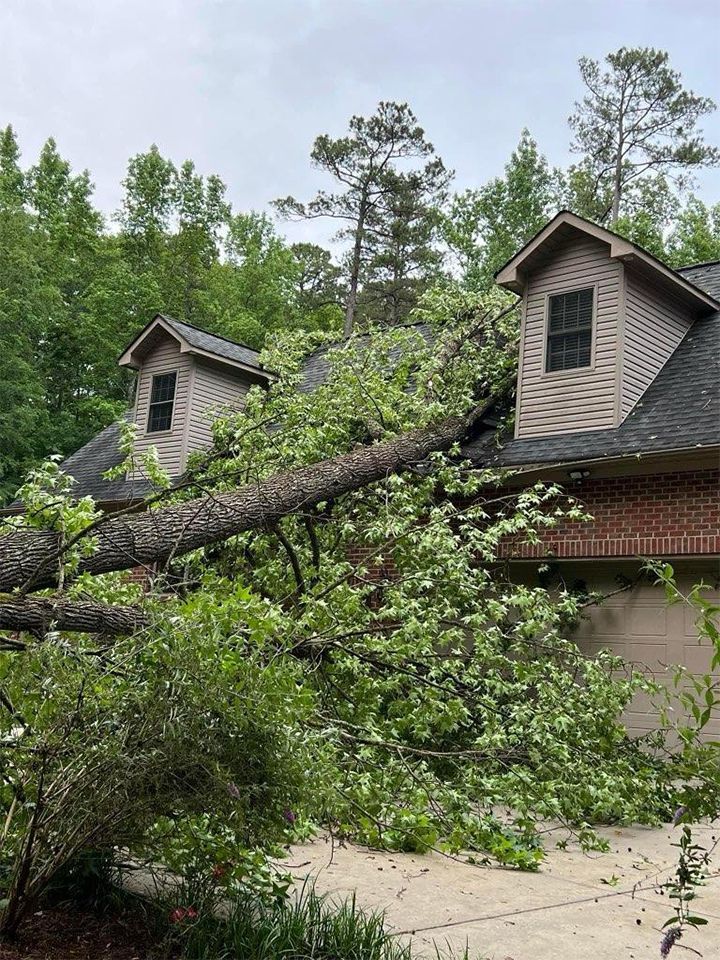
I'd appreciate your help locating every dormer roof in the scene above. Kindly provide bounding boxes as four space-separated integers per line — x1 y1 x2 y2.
495 210 720 315
118 313 270 378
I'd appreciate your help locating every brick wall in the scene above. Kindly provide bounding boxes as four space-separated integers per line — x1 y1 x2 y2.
503 468 720 559
347 544 396 582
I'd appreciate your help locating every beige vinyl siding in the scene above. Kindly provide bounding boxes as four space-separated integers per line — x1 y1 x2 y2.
516 236 622 438
185 358 251 455
621 269 693 419
129 334 192 479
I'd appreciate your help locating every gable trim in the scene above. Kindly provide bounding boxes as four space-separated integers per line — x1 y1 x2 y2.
496 211 720 314
118 314 271 379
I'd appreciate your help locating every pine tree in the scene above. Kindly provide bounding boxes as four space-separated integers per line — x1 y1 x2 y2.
274 102 450 335
569 47 719 224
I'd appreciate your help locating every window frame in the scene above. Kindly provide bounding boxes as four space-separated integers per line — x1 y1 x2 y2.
146 370 178 434
541 283 597 377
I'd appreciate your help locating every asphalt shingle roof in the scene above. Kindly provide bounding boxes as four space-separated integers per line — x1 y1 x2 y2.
55 261 720 503
158 315 264 370
299 322 434 393
676 261 720 301
52 417 152 503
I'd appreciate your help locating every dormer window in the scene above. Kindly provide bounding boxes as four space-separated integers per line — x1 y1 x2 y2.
147 372 177 432
546 288 594 372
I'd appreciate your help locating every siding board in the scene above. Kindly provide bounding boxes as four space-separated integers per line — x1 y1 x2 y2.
621 271 692 418
129 334 192 479
185 359 251 454
516 235 622 438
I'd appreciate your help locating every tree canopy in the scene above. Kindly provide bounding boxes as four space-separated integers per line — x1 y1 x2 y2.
569 47 719 224
0 47 717 500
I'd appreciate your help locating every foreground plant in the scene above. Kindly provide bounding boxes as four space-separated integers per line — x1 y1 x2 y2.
170 882 474 960
0 288 703 939
648 562 720 955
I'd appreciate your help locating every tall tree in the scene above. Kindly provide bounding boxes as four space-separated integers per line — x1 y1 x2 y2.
117 147 230 324
362 162 450 325
118 144 176 271
444 130 561 289
290 241 344 330
274 101 449 335
0 127 50 498
611 175 680 260
26 139 111 456
167 160 229 322
569 47 719 224
203 212 301 347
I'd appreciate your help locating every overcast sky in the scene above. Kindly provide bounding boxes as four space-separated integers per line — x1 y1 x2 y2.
2 0 719 245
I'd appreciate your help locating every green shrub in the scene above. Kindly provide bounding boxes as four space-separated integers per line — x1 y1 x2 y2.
169 882 472 960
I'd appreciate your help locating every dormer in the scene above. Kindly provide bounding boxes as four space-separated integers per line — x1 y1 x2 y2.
118 314 270 479
496 212 719 440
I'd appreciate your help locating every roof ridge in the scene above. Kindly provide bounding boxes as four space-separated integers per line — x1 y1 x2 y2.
676 258 720 271
160 314 262 357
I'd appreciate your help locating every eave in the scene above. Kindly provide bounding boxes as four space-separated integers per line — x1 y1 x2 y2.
118 314 273 380
495 211 720 315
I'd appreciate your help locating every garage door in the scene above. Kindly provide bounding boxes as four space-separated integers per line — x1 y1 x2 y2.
510 558 720 739
569 559 720 738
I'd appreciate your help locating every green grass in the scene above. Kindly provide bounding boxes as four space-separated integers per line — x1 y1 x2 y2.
175 883 476 960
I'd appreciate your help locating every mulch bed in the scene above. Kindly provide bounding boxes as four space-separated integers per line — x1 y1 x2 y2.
0 905 170 960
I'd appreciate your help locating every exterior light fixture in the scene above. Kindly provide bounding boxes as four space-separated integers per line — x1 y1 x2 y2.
567 469 591 481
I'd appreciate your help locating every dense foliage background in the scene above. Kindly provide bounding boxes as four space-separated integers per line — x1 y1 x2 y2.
1 45 719 500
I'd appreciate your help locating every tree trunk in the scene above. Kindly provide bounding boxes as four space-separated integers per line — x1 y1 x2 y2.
344 196 368 337
0 394 502 603
0 596 148 638
611 155 623 224
611 105 625 225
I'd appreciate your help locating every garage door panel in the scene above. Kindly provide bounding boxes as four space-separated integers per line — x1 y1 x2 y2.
628 603 668 637
628 641 668 671
575 605 626 638
581 639 629 658
683 640 717 674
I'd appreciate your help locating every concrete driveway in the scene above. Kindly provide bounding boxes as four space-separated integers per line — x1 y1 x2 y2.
284 822 720 959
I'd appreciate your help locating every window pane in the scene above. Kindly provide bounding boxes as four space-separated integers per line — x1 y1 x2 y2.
549 288 593 333
148 401 173 432
547 329 592 372
150 372 177 404
546 289 593 372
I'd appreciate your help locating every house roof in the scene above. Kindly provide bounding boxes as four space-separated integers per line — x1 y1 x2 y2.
495 211 720 315
676 260 720 301
298 322 434 393
462 301 720 467
47 417 153 504
51 252 720 507
118 314 269 377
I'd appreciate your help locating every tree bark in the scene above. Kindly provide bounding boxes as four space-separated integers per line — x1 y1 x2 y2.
0 394 501 601
0 596 148 638
344 192 369 337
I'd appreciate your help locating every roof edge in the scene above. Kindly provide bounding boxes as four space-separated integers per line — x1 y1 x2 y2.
118 313 271 378
495 211 720 313
498 441 720 471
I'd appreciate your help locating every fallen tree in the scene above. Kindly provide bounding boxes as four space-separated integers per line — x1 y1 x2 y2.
0 394 502 598
0 595 149 639
3 296 713 946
